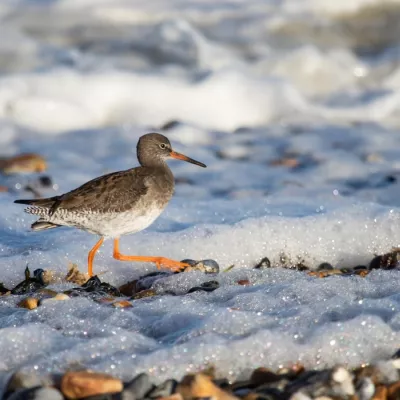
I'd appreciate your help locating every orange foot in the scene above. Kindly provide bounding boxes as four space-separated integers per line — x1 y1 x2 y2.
153 257 189 272
113 238 189 272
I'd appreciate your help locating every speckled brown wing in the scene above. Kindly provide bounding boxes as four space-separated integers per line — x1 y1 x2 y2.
15 168 150 215
51 168 150 214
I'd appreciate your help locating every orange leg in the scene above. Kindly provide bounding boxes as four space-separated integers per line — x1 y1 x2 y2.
113 238 188 272
88 237 104 277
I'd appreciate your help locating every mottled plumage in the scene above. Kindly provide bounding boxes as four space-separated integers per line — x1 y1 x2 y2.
15 133 206 276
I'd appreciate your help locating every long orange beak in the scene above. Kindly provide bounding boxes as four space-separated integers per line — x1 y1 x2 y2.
170 151 206 168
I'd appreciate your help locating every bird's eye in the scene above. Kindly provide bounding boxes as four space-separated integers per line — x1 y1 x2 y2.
159 143 166 149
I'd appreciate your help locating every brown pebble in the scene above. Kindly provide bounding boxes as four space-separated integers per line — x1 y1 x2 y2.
250 367 281 386
65 263 89 285
373 385 388 400
118 280 138 296
18 297 38 310
237 280 250 286
160 394 184 400
97 297 115 304
177 374 238 400
0 153 47 175
41 270 56 284
308 269 344 278
355 270 370 278
354 365 383 385
112 300 133 308
388 381 400 400
0 185 8 192
61 371 123 400
132 289 157 299
242 394 259 400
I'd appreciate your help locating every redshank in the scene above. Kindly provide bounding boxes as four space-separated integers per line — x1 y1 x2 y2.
15 133 206 276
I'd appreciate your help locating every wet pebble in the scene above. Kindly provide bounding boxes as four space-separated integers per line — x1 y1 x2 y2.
369 250 400 270
356 377 375 400
7 387 63 400
0 282 10 294
68 276 121 298
113 300 133 308
11 267 47 295
148 379 177 398
183 259 220 274
7 371 54 392
61 371 123 399
17 297 39 310
124 373 153 399
39 293 70 306
316 263 334 271
187 281 220 293
118 280 138 297
254 258 271 269
132 289 157 300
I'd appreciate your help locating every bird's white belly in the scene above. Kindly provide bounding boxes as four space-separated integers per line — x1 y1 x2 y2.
54 207 164 238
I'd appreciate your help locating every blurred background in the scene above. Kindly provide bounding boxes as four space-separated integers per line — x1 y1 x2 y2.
1 0 400 275
1 0 400 201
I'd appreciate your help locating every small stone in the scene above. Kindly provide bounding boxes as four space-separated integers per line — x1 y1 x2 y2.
308 269 344 278
17 297 38 310
250 368 281 386
237 280 250 286
180 259 197 267
148 379 177 398
331 366 354 396
40 293 70 306
7 387 63 400
0 282 10 294
113 300 133 308
132 289 157 300
372 385 387 400
65 264 89 285
61 371 123 399
356 377 375 400
184 260 220 274
388 381 400 400
289 392 312 400
177 374 238 400
7 371 53 391
187 281 220 293
11 278 45 295
124 373 153 399
369 251 400 270
118 280 138 297
41 270 56 285
355 365 388 385
254 258 271 269
391 348 400 360
158 394 183 400
317 263 334 271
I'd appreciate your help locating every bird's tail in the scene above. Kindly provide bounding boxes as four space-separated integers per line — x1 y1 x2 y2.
14 196 59 216
14 197 57 207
